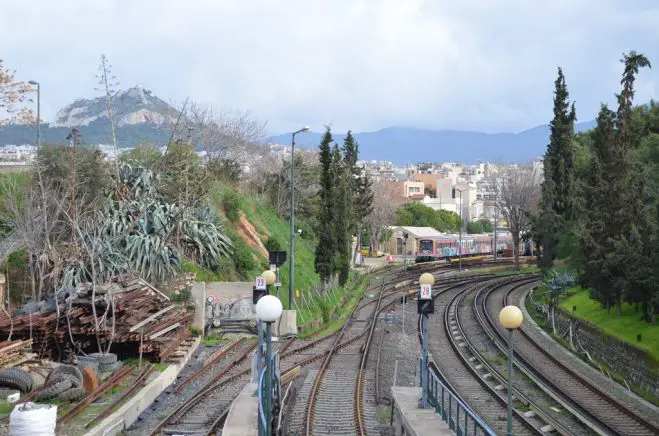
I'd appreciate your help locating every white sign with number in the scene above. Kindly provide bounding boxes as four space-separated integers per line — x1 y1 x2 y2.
420 284 432 300
255 276 267 290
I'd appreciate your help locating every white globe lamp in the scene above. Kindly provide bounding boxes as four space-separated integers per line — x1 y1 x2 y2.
255 295 283 323
499 305 524 330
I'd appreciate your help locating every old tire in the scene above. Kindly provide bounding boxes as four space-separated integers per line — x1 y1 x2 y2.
88 352 117 365
98 360 123 373
57 386 87 402
46 365 82 385
46 373 81 389
0 367 34 393
35 379 72 401
0 387 19 398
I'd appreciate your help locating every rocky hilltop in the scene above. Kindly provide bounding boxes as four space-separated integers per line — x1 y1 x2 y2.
52 86 176 128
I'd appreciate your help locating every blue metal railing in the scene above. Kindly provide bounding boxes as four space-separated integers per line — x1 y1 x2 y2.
426 366 495 436
257 370 267 435
257 350 282 436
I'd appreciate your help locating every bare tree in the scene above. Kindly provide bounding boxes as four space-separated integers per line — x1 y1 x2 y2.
365 180 400 251
490 163 541 269
178 102 267 162
0 58 33 126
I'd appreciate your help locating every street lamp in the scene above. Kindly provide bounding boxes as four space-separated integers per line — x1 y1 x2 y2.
403 232 409 267
28 80 40 148
289 126 310 310
256 294 283 436
417 272 435 409
499 305 524 436
455 187 466 271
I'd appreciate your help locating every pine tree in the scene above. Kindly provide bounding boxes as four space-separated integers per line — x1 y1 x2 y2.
314 127 335 283
537 68 576 270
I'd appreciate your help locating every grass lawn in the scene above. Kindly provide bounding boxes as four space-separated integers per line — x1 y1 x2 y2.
561 289 659 362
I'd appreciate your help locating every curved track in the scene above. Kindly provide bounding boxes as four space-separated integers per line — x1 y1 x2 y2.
480 281 659 436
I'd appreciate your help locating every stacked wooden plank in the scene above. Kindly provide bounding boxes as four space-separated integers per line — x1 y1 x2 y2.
0 339 34 369
0 276 194 362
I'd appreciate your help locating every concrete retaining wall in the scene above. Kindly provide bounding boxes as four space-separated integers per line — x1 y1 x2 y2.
551 307 658 396
85 336 201 436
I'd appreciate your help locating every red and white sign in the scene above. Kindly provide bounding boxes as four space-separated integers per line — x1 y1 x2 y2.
420 284 432 300
255 276 267 290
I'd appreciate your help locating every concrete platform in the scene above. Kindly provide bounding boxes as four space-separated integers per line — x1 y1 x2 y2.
223 383 259 436
391 386 454 436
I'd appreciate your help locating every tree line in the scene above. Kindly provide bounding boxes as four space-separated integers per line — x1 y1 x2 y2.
534 51 658 323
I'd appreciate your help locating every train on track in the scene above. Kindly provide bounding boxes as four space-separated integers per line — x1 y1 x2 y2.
415 233 530 263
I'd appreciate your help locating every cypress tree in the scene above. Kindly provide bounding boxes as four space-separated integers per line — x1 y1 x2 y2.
331 144 351 285
537 68 576 270
314 127 335 283
581 105 616 309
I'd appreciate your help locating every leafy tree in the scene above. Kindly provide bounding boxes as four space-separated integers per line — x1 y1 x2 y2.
467 218 493 234
394 203 460 232
314 127 334 283
120 143 163 169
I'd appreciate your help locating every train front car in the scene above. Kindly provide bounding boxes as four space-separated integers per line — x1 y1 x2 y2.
415 239 436 263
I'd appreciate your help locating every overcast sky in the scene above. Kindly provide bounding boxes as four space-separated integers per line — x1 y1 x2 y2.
2 0 658 135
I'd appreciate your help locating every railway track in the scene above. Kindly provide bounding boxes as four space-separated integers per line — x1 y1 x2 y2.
433 275 541 435
464 278 593 435
138 261 523 436
479 281 659 436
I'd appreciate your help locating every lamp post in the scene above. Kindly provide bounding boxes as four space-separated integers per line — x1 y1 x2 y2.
456 187 466 271
499 305 524 436
403 232 409 267
255 294 283 436
289 126 310 310
417 272 435 409
28 80 40 148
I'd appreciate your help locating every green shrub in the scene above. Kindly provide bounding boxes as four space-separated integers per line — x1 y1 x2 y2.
223 191 241 222
189 326 202 337
264 236 283 252
172 289 191 302
233 239 256 276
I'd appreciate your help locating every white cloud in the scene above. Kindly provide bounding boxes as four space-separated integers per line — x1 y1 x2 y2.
1 0 657 134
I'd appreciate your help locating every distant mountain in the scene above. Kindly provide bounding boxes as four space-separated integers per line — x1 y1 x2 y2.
267 120 596 164
0 86 176 148
52 86 176 128
0 85 600 163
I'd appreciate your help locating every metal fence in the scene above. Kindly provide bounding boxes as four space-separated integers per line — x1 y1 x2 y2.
426 366 495 436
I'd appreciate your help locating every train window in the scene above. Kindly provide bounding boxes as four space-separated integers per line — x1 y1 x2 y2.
419 240 433 253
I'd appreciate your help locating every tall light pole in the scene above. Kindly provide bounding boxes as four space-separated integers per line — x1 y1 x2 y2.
28 80 40 148
256 294 283 436
456 187 466 271
499 305 524 436
289 126 310 310
417 272 435 409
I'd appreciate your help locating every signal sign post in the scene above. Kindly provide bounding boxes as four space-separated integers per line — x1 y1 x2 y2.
417 273 435 409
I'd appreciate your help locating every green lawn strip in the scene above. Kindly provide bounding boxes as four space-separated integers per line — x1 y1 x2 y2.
560 289 659 362
298 274 370 338
526 289 659 406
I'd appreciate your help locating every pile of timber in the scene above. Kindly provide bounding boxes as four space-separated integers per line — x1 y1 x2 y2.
0 276 194 362
0 339 34 369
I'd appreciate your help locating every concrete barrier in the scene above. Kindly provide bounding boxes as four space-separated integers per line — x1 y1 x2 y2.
222 382 259 436
391 386 452 436
85 336 201 436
